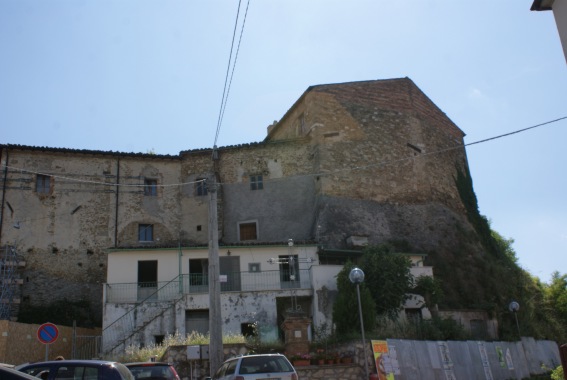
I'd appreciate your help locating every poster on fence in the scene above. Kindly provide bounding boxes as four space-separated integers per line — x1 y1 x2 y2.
437 341 456 380
371 340 398 380
478 341 494 380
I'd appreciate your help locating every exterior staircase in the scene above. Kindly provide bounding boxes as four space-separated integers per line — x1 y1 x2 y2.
101 275 185 357
0 245 25 321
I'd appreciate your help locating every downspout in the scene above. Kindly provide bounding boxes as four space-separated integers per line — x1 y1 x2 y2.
114 158 120 247
0 148 9 247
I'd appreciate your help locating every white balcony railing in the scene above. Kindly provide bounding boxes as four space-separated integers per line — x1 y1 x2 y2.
105 269 312 303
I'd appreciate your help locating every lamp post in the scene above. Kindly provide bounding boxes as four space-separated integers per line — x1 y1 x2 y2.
509 301 521 339
349 267 369 380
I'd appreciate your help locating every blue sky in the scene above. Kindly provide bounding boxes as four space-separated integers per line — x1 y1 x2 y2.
1 1 565 282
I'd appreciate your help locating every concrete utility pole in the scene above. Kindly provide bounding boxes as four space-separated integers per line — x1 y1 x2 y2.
207 175 223 376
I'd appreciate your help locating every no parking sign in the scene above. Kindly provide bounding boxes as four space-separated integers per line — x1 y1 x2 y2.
37 322 59 345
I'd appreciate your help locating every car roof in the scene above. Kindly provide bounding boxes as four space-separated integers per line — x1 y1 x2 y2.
18 360 122 368
124 362 172 366
0 366 43 380
235 354 285 358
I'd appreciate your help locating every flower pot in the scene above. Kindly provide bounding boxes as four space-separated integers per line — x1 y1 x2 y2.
341 357 353 364
293 360 310 367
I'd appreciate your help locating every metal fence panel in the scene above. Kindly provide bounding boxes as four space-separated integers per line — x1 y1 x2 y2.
380 338 559 380
463 341 493 380
413 340 440 380
444 340 473 379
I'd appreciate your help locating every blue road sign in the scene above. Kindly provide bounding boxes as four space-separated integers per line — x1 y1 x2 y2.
37 322 59 344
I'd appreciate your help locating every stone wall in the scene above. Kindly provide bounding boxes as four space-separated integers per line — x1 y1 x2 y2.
162 342 367 380
0 78 477 327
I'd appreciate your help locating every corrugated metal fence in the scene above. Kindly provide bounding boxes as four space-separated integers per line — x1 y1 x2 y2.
382 337 560 380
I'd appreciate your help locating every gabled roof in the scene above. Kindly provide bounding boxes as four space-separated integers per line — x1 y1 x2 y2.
269 77 464 140
0 143 181 160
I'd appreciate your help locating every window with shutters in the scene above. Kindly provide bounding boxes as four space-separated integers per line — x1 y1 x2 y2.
239 222 258 241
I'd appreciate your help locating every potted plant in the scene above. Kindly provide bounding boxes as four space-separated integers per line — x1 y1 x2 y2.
288 353 311 366
340 350 354 364
326 352 339 365
313 349 326 365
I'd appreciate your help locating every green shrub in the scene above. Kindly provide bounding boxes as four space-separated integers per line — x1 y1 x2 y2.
550 365 563 380
116 331 246 362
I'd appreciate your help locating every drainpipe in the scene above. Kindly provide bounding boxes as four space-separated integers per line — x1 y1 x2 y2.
114 158 120 247
0 147 9 247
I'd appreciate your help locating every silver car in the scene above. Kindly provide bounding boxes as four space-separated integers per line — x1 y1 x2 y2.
206 354 298 380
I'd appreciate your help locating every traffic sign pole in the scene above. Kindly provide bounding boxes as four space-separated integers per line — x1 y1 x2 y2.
37 323 59 361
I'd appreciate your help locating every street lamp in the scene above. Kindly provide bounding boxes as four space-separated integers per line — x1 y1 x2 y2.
509 301 521 339
349 267 369 380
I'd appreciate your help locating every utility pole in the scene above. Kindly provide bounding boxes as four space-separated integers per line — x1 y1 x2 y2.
208 174 223 376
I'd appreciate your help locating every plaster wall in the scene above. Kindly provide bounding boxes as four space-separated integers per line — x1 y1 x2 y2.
311 265 341 330
214 140 316 244
106 246 318 285
107 248 187 284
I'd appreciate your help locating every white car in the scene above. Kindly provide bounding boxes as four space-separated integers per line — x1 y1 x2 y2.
206 354 298 380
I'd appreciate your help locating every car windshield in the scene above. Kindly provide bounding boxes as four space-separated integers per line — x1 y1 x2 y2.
239 356 293 374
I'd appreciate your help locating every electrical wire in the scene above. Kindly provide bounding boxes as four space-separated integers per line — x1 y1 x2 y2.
213 0 251 148
1 116 565 188
217 0 251 141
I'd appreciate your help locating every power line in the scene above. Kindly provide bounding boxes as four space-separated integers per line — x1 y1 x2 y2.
464 116 567 147
218 0 251 142
213 0 251 147
0 167 205 188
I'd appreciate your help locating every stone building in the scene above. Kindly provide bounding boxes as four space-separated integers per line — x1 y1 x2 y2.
0 78 486 353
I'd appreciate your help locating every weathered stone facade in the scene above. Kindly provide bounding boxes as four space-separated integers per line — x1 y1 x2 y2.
0 77 472 327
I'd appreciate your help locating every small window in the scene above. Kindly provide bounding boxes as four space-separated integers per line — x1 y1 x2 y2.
241 323 256 338
249 263 260 272
154 335 165 345
239 222 257 241
250 175 263 190
299 113 306 134
36 174 51 194
405 308 422 324
196 178 208 196
138 224 154 242
144 179 158 196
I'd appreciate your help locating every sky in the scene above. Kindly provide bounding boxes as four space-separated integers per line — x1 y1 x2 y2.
1 1 566 283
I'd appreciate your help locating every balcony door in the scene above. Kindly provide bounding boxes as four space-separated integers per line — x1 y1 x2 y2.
189 259 209 293
220 256 241 291
279 255 300 289
189 257 241 292
138 260 157 300
185 309 209 335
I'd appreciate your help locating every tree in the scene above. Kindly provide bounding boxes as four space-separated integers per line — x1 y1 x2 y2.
333 262 376 335
413 275 444 313
544 272 567 327
360 245 413 319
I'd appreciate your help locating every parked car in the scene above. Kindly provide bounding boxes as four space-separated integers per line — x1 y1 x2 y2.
0 366 40 380
124 362 180 380
16 360 135 380
205 354 298 380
